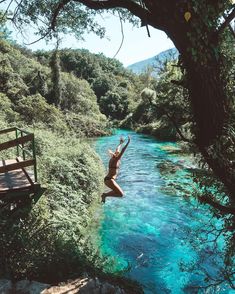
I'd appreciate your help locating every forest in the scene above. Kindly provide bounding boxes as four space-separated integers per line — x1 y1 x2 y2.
0 1 234 293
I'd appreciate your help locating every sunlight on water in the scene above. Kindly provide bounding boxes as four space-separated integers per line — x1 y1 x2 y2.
96 130 233 294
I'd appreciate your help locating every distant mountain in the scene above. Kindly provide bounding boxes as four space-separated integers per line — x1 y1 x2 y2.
127 48 178 75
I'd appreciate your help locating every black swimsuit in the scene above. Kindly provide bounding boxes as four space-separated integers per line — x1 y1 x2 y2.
104 176 114 181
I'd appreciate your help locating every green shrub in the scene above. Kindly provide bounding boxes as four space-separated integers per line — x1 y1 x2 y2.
65 112 108 137
15 94 68 132
0 127 109 281
0 93 19 122
99 89 129 120
61 73 99 114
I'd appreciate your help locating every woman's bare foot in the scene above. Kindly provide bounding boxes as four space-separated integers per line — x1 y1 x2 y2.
101 193 106 203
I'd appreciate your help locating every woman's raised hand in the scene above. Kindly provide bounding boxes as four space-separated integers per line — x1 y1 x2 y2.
120 136 125 144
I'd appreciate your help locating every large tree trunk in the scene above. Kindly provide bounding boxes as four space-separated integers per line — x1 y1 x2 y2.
166 26 235 202
163 15 229 146
186 63 228 147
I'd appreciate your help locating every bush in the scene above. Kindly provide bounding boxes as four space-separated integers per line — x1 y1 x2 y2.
0 93 19 122
65 112 109 137
91 72 116 100
136 118 177 141
0 127 109 282
60 73 99 114
15 94 68 133
99 89 129 120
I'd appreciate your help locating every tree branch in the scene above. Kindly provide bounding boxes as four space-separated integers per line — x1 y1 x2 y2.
199 194 235 215
147 97 193 143
223 13 235 39
164 111 194 144
74 0 146 15
0 0 14 21
23 29 51 45
51 0 164 31
217 7 235 36
12 0 23 22
51 0 71 30
171 79 187 89
198 145 235 201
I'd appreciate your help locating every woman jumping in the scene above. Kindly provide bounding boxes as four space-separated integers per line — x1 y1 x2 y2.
101 135 131 203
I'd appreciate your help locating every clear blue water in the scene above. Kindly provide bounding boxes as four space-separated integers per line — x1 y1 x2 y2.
95 129 233 294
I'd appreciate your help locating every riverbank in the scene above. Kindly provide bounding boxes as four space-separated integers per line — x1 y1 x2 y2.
0 275 143 294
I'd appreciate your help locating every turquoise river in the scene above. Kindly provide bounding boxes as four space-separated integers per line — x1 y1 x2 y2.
95 129 233 294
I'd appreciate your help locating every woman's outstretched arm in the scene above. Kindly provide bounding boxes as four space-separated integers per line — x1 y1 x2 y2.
117 136 130 159
115 136 125 153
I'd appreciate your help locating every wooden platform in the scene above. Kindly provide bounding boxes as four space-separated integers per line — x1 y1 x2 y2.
0 127 41 201
0 159 40 196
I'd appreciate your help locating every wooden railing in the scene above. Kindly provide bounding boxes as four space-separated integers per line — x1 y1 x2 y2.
0 127 38 182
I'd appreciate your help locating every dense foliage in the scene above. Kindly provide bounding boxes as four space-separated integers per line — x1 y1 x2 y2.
35 48 142 120
0 38 111 136
0 125 107 281
121 60 191 141
0 37 141 283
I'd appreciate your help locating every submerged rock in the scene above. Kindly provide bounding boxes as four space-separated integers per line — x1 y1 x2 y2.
156 159 195 197
156 160 184 175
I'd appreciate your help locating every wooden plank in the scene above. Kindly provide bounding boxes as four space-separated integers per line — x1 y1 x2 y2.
0 168 31 192
0 127 16 135
0 154 41 197
0 159 16 167
0 159 35 173
0 134 33 151
0 173 40 195
0 184 32 193
16 157 34 185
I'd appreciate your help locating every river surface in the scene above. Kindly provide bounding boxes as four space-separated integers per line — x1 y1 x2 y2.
95 129 232 294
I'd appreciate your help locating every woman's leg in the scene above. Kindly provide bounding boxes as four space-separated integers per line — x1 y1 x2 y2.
102 179 124 203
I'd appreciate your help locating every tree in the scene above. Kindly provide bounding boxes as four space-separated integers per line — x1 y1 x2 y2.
49 40 63 106
99 88 129 119
2 0 235 209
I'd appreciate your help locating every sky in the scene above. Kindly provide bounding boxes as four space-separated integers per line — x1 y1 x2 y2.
4 8 175 67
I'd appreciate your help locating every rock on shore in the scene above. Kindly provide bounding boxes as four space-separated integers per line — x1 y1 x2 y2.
0 277 127 294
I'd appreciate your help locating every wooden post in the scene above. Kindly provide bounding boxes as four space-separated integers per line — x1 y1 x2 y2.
15 129 19 157
32 134 37 182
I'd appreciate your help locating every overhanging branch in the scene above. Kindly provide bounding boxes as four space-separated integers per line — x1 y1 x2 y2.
164 111 193 144
73 0 163 30
52 0 145 30
199 194 235 215
217 7 235 36
52 0 71 30
74 0 146 15
146 97 193 143
51 0 164 31
223 13 235 39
